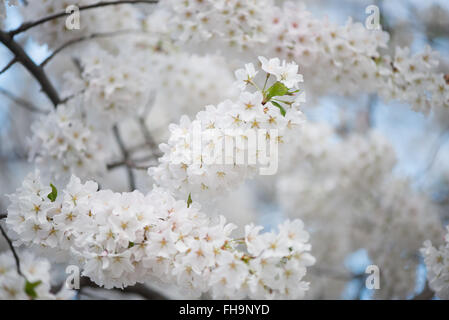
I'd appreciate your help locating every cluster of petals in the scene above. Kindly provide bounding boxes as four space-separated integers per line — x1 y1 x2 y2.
29 99 107 182
149 57 306 200
0 251 74 300
422 227 449 299
6 172 315 298
19 0 141 49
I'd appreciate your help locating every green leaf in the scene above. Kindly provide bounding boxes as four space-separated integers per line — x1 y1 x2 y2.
187 193 192 208
271 101 286 116
128 242 135 248
47 183 57 202
266 81 289 101
25 280 42 299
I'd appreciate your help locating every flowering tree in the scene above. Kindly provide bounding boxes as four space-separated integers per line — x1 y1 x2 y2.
0 0 448 300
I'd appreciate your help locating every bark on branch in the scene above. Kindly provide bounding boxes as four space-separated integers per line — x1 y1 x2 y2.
0 30 61 106
0 87 48 113
0 224 23 277
8 0 159 37
112 125 136 191
40 30 141 67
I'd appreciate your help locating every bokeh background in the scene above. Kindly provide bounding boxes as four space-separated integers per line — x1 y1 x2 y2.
1 0 449 299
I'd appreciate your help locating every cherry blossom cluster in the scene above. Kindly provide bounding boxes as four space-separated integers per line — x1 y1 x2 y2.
279 123 396 219
6 172 315 299
421 227 449 299
154 0 273 50
149 56 306 200
0 251 74 300
277 123 395 297
263 2 449 115
277 123 442 299
151 53 237 121
375 46 448 115
28 42 157 181
19 0 141 49
3 0 448 301
264 2 389 96
366 178 442 299
76 44 153 124
154 1 449 116
29 99 107 182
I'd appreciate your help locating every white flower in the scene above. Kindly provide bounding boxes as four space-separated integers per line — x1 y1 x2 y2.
6 173 314 298
149 59 305 201
258 56 281 76
29 100 107 182
234 63 258 90
258 56 303 88
0 251 75 300
277 61 304 88
422 228 449 299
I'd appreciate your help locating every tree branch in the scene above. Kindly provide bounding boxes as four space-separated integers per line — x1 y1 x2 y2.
412 282 435 300
0 30 61 107
138 117 160 153
112 125 136 191
0 224 23 276
0 87 48 113
107 147 158 170
0 57 16 75
107 159 152 171
416 129 449 182
8 0 159 37
119 283 168 300
0 214 6 220
40 30 141 67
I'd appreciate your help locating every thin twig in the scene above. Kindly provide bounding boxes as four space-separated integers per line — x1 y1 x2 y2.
120 283 168 300
0 87 48 113
0 57 16 75
107 150 158 170
107 159 152 171
40 30 141 67
127 141 159 154
138 117 160 153
0 30 61 106
416 129 449 181
0 224 23 276
112 125 136 191
9 1 159 37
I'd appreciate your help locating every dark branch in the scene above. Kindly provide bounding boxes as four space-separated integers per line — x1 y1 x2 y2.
112 125 136 191
0 30 61 107
120 283 168 300
107 158 152 170
0 224 23 276
0 57 16 75
60 89 86 105
9 1 159 37
138 117 160 153
0 87 48 113
41 30 140 67
107 149 158 170
0 214 6 220
413 282 435 300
